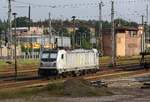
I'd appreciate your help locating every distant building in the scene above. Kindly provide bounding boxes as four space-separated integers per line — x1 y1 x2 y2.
12 27 44 36
0 45 21 58
66 27 78 34
102 26 144 56
66 26 95 36
18 35 71 49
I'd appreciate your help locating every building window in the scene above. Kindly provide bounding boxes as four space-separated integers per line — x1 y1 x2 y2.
117 38 121 43
129 31 137 37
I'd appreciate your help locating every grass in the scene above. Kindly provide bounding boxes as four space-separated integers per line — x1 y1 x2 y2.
46 82 64 96
0 87 44 99
0 82 64 100
0 59 39 71
17 59 39 65
0 59 39 66
0 55 143 68
0 79 114 100
0 60 8 66
100 55 142 66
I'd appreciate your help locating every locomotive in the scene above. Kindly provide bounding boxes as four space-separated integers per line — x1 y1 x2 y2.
38 49 99 77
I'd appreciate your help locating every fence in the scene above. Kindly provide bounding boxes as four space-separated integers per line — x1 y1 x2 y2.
0 46 41 59
20 52 40 59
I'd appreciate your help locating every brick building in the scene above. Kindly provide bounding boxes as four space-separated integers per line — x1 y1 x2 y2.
102 26 143 56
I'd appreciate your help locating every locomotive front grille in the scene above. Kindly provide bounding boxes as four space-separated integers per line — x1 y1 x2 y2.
41 62 56 67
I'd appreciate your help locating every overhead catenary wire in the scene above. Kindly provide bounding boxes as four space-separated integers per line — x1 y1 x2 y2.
12 0 150 9
12 0 99 8
0 0 150 24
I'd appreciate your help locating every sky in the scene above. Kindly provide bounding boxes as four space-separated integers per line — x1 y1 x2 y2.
0 0 150 24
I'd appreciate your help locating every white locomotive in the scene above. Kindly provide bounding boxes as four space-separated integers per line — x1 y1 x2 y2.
38 49 99 76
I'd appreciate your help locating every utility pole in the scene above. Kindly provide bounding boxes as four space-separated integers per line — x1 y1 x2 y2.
99 1 103 55
60 15 64 48
146 4 148 27
28 5 31 31
142 15 144 25
72 16 76 49
79 32 82 47
144 22 147 52
141 15 144 52
31 32 34 59
8 0 12 42
8 0 12 59
12 12 17 80
144 4 149 51
29 5 34 58
26 5 31 56
146 4 149 49
111 0 116 67
49 12 52 47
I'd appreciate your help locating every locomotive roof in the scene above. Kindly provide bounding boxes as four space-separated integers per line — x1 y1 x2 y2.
42 50 58 53
42 49 98 53
67 49 98 53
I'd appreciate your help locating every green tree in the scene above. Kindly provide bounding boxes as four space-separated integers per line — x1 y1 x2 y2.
0 20 3 33
114 18 129 27
12 16 32 27
43 29 49 35
60 27 70 37
95 21 111 37
75 26 91 49
0 20 4 33
0 20 7 33
114 18 138 27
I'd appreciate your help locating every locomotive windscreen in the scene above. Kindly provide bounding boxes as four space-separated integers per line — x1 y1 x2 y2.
42 53 49 59
41 51 58 62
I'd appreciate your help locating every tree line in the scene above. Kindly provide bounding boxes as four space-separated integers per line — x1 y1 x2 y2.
0 17 139 48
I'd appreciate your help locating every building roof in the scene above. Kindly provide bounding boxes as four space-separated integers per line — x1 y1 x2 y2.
12 27 28 30
115 26 138 31
102 26 139 36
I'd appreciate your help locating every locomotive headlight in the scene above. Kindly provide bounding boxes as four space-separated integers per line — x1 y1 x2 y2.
53 63 56 67
96 53 99 57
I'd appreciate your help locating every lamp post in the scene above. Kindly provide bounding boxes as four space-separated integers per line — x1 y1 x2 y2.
12 12 17 80
60 15 64 48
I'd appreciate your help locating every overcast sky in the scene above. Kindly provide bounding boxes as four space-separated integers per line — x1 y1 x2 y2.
0 0 150 24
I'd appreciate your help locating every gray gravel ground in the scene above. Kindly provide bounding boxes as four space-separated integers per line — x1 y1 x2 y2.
0 95 150 102
0 73 150 102
0 88 150 102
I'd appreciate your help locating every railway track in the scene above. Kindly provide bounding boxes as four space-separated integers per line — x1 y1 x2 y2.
0 51 149 91
0 63 143 79
0 58 149 81
0 68 149 91
0 69 37 81
0 61 149 90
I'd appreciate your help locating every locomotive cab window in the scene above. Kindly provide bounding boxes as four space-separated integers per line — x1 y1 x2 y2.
41 51 58 62
41 53 49 59
61 54 64 59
